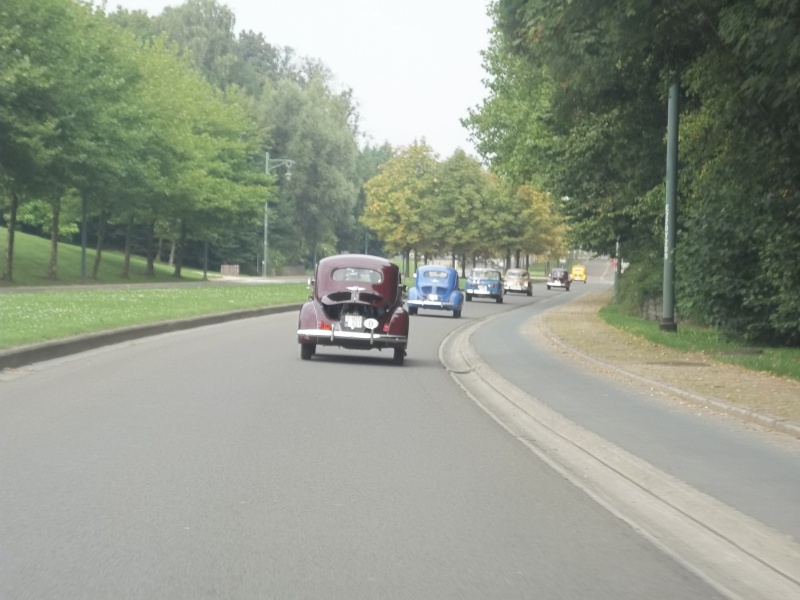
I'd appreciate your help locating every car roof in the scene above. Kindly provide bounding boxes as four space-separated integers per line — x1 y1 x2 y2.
318 253 395 271
315 254 400 298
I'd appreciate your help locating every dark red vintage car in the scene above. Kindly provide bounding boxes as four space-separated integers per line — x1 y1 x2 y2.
297 254 409 365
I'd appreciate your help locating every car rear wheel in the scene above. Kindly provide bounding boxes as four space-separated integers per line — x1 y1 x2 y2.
393 347 405 365
453 309 461 318
408 306 418 315
496 295 503 304
466 294 472 301
526 286 532 296
300 344 315 360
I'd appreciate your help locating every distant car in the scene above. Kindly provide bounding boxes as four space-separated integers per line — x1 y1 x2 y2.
570 264 587 283
297 254 409 365
407 265 464 318
503 268 532 296
546 268 571 291
465 267 504 303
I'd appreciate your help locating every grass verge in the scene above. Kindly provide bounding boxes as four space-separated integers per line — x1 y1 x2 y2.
0 284 308 348
599 302 800 382
1 227 208 286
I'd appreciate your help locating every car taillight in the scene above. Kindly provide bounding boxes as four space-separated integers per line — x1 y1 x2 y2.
382 323 389 333
318 321 331 330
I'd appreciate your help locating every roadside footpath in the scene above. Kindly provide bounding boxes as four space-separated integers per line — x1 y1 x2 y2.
533 288 800 439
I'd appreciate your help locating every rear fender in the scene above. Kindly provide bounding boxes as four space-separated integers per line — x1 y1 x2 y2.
298 302 320 329
387 306 409 337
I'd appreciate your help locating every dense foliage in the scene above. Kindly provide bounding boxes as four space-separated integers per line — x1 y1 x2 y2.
0 0 375 279
466 0 800 344
361 141 567 276
1 0 570 288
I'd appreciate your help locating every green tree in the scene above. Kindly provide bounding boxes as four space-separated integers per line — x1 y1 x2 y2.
362 141 439 275
261 69 360 267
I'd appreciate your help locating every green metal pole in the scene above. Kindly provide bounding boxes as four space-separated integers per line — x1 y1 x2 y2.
263 152 293 276
660 80 679 333
80 195 87 283
615 237 621 301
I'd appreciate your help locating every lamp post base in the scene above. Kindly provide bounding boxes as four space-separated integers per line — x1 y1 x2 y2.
659 318 678 333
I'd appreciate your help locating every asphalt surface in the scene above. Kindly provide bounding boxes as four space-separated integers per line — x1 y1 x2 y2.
1 292 728 600
2 270 799 599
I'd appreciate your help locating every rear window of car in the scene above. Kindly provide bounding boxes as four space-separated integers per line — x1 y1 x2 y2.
332 267 382 284
471 270 501 279
421 270 449 279
507 271 528 278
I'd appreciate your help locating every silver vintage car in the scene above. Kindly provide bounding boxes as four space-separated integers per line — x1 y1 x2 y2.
503 268 532 296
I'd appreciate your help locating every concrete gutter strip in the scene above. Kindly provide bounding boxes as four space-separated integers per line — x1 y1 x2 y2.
0 303 303 371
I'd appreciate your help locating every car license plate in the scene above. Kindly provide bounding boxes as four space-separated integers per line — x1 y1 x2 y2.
344 315 363 329
479 285 487 291
428 294 438 301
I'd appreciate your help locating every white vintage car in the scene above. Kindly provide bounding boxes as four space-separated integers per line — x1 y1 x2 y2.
503 268 532 296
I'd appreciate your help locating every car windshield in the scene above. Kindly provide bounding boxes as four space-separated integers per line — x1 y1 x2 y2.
507 271 526 279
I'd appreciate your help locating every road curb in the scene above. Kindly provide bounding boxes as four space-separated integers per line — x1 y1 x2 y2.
0 303 303 371
439 315 800 600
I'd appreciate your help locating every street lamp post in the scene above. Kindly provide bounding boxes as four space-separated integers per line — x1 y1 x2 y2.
263 152 294 277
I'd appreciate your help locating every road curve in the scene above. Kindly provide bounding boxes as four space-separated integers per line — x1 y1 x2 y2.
2 292 726 599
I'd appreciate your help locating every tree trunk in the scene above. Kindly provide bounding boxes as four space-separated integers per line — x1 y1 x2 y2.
155 236 163 263
91 206 107 279
461 254 466 278
46 199 60 279
168 240 175 266
122 215 133 278
2 191 18 281
172 220 186 278
145 220 156 277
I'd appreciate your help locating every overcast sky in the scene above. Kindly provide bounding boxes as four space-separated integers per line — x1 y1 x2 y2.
104 0 493 159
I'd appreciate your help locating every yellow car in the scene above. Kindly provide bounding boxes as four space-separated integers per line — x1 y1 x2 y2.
570 264 587 283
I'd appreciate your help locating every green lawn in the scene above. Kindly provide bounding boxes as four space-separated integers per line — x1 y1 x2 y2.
0 226 208 286
599 302 800 382
0 226 308 349
0 284 308 348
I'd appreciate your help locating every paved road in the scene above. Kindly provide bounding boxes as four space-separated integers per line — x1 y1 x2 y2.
472 264 800 543
1 284 726 599
2 263 798 599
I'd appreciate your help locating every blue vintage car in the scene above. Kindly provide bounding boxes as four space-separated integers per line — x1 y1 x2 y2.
465 267 504 303
407 265 464 318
